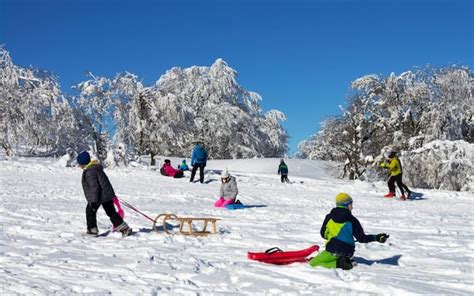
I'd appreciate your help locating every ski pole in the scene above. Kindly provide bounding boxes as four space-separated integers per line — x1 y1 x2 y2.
119 199 155 222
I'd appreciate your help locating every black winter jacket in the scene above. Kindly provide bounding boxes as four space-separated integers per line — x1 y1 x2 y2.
81 162 116 204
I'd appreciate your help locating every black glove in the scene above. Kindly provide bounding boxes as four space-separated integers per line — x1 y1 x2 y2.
376 233 389 243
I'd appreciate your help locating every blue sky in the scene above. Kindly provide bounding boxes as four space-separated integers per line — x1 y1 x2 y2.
1 0 472 154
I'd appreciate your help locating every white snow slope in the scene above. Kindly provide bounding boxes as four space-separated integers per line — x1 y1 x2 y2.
0 156 473 295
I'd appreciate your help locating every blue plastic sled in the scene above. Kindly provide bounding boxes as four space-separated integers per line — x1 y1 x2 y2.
225 204 267 210
225 203 246 210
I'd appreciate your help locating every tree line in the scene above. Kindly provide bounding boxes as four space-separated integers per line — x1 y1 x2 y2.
298 66 473 191
0 47 288 164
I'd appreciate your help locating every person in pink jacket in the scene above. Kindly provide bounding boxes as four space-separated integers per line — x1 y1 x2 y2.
161 159 184 178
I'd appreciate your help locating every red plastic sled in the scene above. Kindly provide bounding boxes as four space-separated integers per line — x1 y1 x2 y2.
247 245 319 265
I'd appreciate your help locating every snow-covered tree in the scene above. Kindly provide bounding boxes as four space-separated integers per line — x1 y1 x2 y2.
0 46 81 156
112 72 155 161
74 73 114 162
403 140 473 191
260 110 289 157
150 59 288 159
69 59 287 164
427 67 473 142
0 47 22 155
1 46 287 162
48 94 86 154
298 65 473 190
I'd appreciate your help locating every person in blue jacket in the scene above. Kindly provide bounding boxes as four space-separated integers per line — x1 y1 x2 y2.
189 142 208 183
309 193 389 270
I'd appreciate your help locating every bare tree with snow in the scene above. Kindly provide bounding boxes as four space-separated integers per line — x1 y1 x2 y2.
298 65 473 190
74 73 114 162
0 46 82 156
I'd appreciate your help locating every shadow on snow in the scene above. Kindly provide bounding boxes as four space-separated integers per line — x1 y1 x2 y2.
353 254 402 266
408 191 426 201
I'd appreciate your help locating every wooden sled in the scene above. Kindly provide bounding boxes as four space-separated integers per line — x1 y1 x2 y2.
153 213 221 236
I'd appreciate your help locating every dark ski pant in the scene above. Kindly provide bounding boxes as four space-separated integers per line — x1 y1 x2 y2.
190 164 205 183
86 200 123 231
281 174 290 183
388 174 410 196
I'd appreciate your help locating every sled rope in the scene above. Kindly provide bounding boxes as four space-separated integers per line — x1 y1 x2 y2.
119 199 155 222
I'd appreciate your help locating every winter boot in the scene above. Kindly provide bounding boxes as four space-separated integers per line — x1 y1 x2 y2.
400 194 407 201
384 192 395 198
121 227 133 237
214 197 225 208
115 222 132 237
336 256 354 270
87 227 99 236
407 191 412 199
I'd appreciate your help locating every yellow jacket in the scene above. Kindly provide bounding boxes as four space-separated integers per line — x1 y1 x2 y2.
381 157 401 176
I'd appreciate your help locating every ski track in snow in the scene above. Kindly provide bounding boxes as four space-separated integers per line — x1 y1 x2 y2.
0 157 473 295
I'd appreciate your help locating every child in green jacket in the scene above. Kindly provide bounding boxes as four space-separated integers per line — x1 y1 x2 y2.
309 193 389 270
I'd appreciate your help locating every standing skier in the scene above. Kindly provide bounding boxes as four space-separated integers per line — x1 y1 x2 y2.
189 141 208 183
309 193 389 270
278 159 290 183
77 151 132 237
380 151 411 200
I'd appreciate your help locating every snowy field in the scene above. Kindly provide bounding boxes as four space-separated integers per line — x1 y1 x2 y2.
1 156 473 295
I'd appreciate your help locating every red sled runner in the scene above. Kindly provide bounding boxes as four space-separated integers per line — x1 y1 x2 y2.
248 245 319 265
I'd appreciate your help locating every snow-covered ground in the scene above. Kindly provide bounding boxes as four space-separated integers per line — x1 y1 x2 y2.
1 156 473 295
